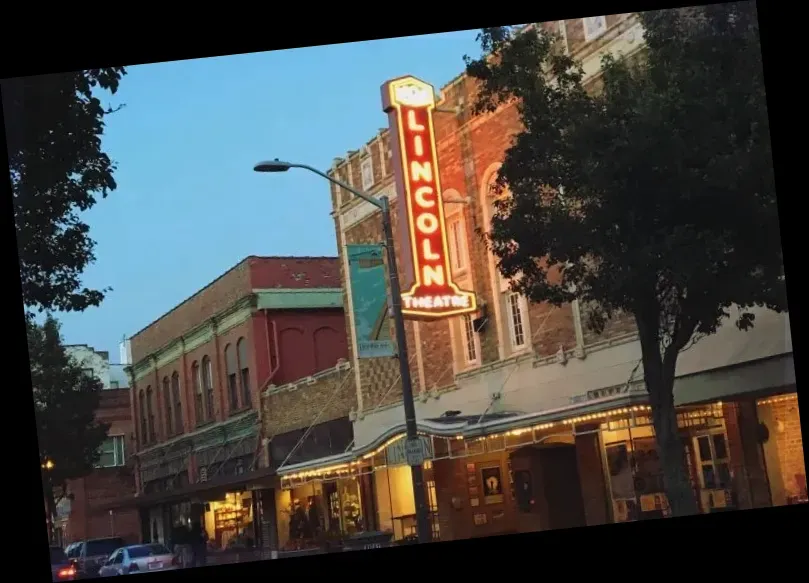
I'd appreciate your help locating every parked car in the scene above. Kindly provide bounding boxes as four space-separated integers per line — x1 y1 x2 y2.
50 546 76 582
74 537 126 578
97 544 180 577
64 542 81 560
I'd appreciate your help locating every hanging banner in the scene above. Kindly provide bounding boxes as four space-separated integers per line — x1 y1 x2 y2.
347 244 396 359
381 75 477 320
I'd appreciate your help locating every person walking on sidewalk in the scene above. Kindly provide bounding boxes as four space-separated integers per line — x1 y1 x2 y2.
190 521 208 568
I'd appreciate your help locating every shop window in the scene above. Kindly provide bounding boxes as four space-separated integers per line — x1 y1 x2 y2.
96 435 126 468
603 424 670 522
171 372 183 434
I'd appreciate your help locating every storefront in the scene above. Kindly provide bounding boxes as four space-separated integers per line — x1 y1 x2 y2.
755 391 805 505
276 434 442 551
275 387 804 544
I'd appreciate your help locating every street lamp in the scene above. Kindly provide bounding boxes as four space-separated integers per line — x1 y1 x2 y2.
254 160 433 545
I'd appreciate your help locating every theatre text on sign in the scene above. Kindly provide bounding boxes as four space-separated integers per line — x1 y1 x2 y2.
382 76 477 320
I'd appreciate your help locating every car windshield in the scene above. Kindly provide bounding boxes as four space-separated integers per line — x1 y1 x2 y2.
50 547 68 564
86 539 125 556
127 544 170 559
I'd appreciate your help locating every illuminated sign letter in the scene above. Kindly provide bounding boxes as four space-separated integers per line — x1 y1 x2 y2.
381 75 478 320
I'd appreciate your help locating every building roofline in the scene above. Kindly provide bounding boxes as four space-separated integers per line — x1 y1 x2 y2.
130 255 340 341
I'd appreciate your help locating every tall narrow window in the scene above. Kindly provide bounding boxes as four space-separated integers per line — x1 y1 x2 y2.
583 16 607 42
192 361 204 425
361 156 375 190
145 387 155 443
138 389 147 447
162 377 173 436
462 314 478 363
171 372 183 435
507 292 526 348
225 344 239 412
202 356 214 421
448 217 468 273
237 338 251 409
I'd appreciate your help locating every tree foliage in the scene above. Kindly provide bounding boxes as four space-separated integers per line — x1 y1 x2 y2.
4 68 126 314
29 315 110 516
465 3 783 516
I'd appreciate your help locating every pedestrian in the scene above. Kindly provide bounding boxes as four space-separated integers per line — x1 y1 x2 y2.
189 521 207 568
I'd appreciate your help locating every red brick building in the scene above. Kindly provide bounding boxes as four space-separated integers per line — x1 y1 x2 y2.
109 256 349 553
60 386 140 546
269 13 802 547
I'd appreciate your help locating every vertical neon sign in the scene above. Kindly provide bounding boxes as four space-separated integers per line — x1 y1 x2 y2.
382 75 477 320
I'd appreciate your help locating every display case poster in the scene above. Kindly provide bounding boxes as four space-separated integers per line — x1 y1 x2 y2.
347 244 396 358
481 467 505 504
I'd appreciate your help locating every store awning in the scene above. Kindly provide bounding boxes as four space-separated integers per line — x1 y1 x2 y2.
98 466 277 511
277 391 652 484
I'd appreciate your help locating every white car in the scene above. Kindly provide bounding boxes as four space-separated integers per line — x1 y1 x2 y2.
97 544 180 576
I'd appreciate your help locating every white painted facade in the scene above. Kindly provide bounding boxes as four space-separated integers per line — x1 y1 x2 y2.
65 345 130 391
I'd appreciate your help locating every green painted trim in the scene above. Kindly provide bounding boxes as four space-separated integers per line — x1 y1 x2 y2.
255 288 343 310
137 410 259 460
132 295 255 382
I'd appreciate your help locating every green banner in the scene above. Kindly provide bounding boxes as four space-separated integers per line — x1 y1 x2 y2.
347 244 395 359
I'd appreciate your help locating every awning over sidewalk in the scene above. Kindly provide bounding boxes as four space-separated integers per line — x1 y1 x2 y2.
99 466 277 512
277 391 652 486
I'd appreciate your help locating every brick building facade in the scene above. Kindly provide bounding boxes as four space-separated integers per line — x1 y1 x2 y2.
111 256 350 551
61 388 140 545
269 12 801 547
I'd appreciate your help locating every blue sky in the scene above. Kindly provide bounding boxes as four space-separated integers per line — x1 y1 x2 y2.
56 30 483 360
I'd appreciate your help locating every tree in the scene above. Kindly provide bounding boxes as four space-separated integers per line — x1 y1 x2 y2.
465 3 784 517
29 315 110 536
3 67 126 314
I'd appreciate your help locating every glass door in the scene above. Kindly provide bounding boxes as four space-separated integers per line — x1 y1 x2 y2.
693 432 734 512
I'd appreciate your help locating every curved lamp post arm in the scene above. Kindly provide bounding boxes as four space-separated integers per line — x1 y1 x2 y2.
286 163 383 210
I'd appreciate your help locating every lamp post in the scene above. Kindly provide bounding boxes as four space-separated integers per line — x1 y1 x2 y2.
254 160 432 545
41 458 56 543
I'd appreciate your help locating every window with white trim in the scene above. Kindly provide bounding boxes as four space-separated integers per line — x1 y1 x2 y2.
486 173 533 356
96 435 126 468
361 157 375 191
583 16 607 41
507 292 527 349
461 314 478 363
447 215 468 274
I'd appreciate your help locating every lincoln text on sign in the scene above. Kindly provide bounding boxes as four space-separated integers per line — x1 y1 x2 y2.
381 75 477 319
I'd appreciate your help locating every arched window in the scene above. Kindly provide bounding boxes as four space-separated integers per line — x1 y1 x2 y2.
237 337 251 409
138 389 147 447
224 344 239 412
192 361 204 425
171 372 183 435
162 376 173 436
201 356 214 421
145 386 155 443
